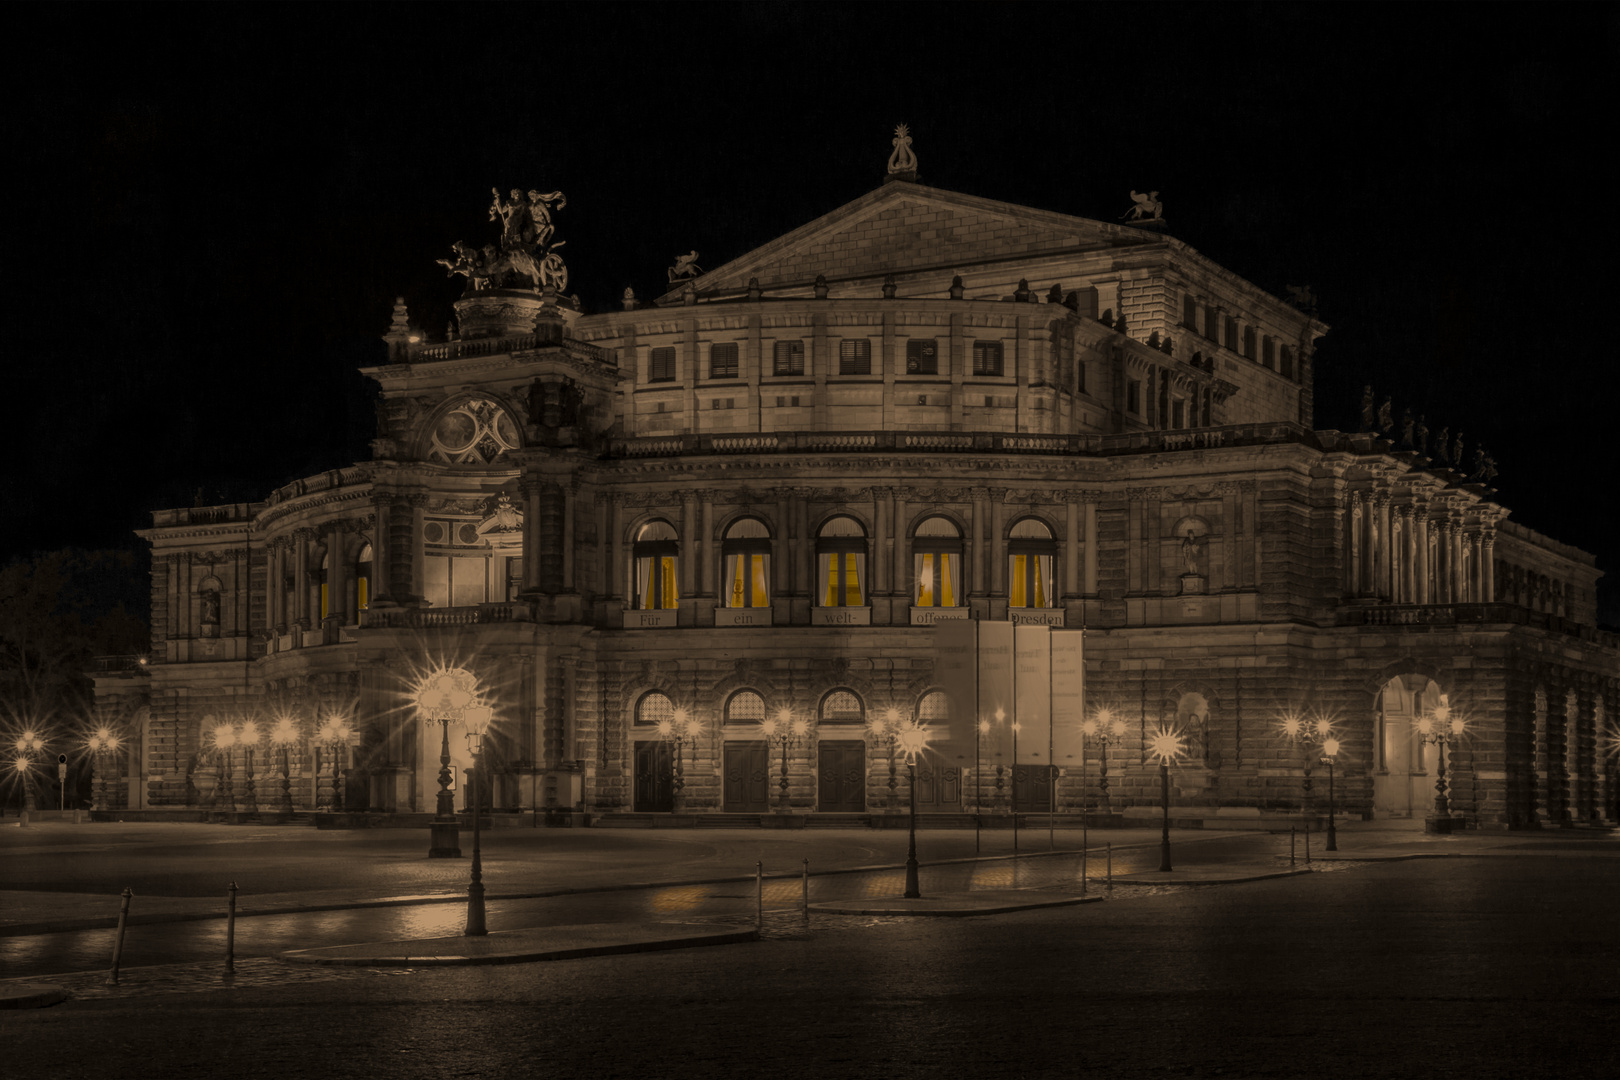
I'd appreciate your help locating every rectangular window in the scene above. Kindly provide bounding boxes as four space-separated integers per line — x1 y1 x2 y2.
1077 360 1087 394
1009 554 1052 608
1127 380 1141 414
1243 326 1256 359
1280 345 1295 379
724 554 771 608
1183 294 1198 328
906 338 938 375
773 340 804 376
424 556 450 609
913 552 960 607
649 346 676 382
819 552 865 607
838 339 872 375
972 340 1004 376
1204 307 1219 341
1224 317 1238 352
506 557 522 601
1262 336 1275 370
636 555 679 609
709 342 738 379
1172 400 1185 429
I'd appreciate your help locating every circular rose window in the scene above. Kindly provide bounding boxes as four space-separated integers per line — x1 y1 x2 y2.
427 399 520 464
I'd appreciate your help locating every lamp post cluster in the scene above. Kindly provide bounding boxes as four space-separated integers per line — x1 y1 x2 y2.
869 707 903 813
12 731 46 812
1415 693 1466 834
1280 711 1341 848
895 720 929 899
655 707 703 811
1147 727 1187 872
316 717 352 813
87 727 122 812
1080 708 1129 817
412 667 497 937
760 708 811 814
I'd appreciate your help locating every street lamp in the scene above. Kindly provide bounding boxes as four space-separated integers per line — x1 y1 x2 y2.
462 703 493 936
655 707 703 812
1080 708 1128 816
239 721 261 818
869 707 902 813
13 731 45 812
1321 736 1341 851
1148 726 1186 872
88 727 121 812
1415 693 1466 834
415 668 479 858
760 707 810 814
212 722 236 812
896 720 930 899
317 717 351 814
269 717 298 815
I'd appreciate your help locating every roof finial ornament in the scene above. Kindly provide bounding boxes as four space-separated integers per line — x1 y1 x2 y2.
886 123 918 182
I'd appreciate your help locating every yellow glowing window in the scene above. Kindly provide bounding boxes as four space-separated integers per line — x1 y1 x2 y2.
914 552 959 607
1009 518 1056 609
634 521 679 610
816 517 866 608
722 518 771 608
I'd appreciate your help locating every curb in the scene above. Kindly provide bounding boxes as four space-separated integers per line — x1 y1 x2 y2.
0 983 71 1010
812 894 1105 917
1109 868 1315 886
279 926 758 967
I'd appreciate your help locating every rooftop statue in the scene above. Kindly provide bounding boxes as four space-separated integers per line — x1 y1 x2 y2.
1360 386 1376 432
668 250 703 283
438 187 569 293
1434 427 1450 465
887 124 918 177
1286 284 1318 310
1376 396 1393 434
1123 190 1164 221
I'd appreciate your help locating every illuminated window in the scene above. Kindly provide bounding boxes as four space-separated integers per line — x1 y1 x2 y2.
913 516 962 608
722 518 771 608
773 340 805 376
918 690 950 726
634 520 679 610
354 543 372 613
972 340 1004 376
1009 518 1056 609
710 342 739 379
428 399 521 465
816 516 866 608
649 347 676 382
839 339 872 375
636 691 674 727
727 690 765 725
821 690 864 725
906 338 938 375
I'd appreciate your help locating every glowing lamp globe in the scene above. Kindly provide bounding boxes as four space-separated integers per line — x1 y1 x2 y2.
271 718 298 746
1323 737 1341 758
239 721 260 747
214 724 236 749
896 724 928 761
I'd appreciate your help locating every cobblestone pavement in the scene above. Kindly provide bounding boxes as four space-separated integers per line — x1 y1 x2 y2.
5 957 414 1001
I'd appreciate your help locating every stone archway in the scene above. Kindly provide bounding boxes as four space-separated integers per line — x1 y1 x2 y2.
1372 673 1443 818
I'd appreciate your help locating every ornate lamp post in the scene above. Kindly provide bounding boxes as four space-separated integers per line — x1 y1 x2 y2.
212 723 237 813
87 728 121 812
896 720 930 898
1415 693 1466 834
239 721 260 818
1321 736 1341 851
1080 709 1128 816
655 707 703 812
416 668 478 858
13 732 45 812
992 707 1009 812
870 707 902 813
760 708 810 814
317 717 352 815
269 717 298 815
1280 712 1333 813
462 703 493 936
1148 727 1187 872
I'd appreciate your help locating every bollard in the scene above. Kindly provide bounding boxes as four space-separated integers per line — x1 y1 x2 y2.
756 861 763 932
107 887 133 986
1106 842 1113 891
1081 842 1088 895
225 881 238 975
1290 826 1296 867
802 858 809 921
1304 823 1311 866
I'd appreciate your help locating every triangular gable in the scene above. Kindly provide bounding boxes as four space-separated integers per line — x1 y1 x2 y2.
665 182 1156 300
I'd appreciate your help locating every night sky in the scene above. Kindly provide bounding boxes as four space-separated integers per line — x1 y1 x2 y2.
7 4 1617 621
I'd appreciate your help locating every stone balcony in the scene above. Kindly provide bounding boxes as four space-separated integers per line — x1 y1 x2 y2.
1338 602 1608 643
358 601 537 630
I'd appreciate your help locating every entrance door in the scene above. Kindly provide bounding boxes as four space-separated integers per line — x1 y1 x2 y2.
1013 764 1054 812
817 741 866 812
633 740 673 812
914 763 962 810
722 741 771 812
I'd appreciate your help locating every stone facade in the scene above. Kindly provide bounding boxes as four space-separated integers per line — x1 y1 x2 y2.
92 180 1619 828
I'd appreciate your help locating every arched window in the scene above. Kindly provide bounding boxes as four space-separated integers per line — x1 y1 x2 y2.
821 690 864 725
913 516 962 608
722 518 771 608
634 521 679 610
726 690 766 726
636 691 674 727
427 399 522 464
918 690 950 725
318 550 331 620
816 516 867 608
1008 518 1056 608
355 543 373 612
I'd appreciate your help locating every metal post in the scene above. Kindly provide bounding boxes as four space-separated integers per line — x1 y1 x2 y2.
755 861 763 931
1106 841 1112 891
1158 759 1172 872
466 756 487 936
1304 821 1311 866
225 881 237 975
1435 734 1450 818
802 858 809 921
904 760 921 899
1326 757 1338 851
1290 826 1296 866
429 717 461 858
106 887 132 986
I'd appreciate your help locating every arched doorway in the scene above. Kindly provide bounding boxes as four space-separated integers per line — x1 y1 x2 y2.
1373 674 1442 817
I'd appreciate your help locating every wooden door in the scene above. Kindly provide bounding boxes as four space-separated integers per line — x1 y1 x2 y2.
1013 764 1054 812
633 741 673 812
817 741 866 812
914 762 962 810
723 741 771 812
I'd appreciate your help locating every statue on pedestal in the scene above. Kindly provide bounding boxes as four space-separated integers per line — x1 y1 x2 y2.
1123 190 1164 221
439 187 569 293
668 251 702 283
1360 386 1376 432
1376 397 1393 434
1434 427 1450 465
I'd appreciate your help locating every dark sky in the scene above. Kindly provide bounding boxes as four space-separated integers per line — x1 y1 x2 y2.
6 4 1617 620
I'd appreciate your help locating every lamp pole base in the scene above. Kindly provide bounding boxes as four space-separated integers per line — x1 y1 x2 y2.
429 820 463 858
1424 815 1460 835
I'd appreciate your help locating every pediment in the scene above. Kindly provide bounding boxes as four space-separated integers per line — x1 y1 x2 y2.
667 182 1157 299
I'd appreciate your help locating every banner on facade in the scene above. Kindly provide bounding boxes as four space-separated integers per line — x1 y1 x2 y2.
977 620 1014 764
933 618 978 763
1014 624 1051 764
1050 630 1085 763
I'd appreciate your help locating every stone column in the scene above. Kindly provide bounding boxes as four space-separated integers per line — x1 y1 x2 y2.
327 524 348 623
681 493 698 600
1083 500 1098 596
892 489 909 598
1450 524 1464 602
1470 532 1485 603
268 544 284 629
562 483 576 592
1064 497 1080 597
609 497 624 601
794 489 811 598
1376 494 1392 600
872 487 889 595
1414 506 1430 604
521 478 543 593
1482 530 1496 602
1361 493 1377 596
775 491 791 596
991 490 1007 596
408 496 428 604
970 488 989 599
1348 492 1363 597
1390 508 1405 603
699 494 713 598
293 531 311 627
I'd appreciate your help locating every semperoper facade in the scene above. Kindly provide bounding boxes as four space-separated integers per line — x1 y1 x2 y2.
93 131 1618 829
